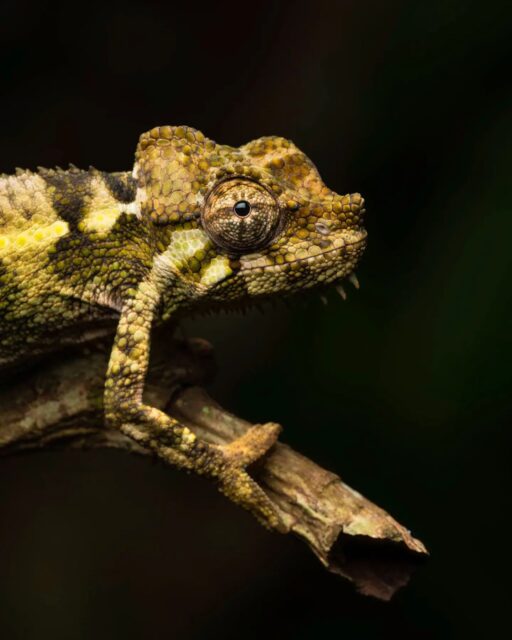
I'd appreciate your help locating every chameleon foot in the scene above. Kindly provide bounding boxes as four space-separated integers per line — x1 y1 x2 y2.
218 463 286 532
219 422 281 467
109 402 285 531
212 422 284 531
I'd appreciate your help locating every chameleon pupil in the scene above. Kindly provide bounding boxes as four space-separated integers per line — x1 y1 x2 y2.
233 200 251 217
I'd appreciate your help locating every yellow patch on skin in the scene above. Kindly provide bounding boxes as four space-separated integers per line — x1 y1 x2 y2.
153 228 212 279
169 229 211 263
80 207 122 235
79 176 139 236
0 220 69 257
200 255 232 286
181 428 196 444
52 223 67 236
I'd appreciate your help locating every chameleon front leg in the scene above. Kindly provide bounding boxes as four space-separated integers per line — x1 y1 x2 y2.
104 283 284 531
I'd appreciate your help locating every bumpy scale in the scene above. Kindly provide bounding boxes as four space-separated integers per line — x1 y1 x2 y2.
0 126 367 529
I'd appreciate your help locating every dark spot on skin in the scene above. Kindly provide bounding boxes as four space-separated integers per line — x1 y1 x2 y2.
102 172 137 204
42 170 92 231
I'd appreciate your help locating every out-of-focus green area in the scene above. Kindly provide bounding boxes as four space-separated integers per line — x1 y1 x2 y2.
0 1 510 638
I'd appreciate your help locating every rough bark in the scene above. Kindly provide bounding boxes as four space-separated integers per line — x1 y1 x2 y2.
0 335 427 600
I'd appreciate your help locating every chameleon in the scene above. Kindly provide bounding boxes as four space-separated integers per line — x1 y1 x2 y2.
0 125 366 530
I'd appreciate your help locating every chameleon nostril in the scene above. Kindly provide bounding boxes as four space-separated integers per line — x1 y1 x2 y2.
315 221 330 235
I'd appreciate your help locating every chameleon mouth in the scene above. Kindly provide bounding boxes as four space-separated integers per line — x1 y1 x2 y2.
187 229 366 316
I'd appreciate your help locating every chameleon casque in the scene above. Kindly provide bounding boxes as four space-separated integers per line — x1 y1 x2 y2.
0 125 366 530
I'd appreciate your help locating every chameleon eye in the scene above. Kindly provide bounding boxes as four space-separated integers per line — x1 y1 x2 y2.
203 179 281 253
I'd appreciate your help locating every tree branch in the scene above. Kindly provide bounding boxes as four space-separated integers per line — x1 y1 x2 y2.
0 335 427 600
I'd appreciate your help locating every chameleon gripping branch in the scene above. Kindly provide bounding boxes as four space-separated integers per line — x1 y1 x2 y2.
0 337 427 601
0 124 369 532
0 124 426 597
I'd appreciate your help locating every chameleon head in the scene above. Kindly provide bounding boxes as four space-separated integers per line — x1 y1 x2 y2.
134 126 367 307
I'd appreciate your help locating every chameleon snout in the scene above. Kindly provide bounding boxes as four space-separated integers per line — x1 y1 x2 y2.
313 192 366 236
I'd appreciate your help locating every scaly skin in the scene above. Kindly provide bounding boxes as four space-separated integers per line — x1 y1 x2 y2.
0 126 367 529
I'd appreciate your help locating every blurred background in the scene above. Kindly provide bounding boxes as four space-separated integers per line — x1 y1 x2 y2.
0 0 510 637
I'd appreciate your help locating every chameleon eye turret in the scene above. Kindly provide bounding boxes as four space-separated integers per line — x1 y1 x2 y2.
202 178 281 253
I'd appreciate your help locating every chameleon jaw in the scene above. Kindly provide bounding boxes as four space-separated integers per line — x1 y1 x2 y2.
239 228 367 272
209 230 367 301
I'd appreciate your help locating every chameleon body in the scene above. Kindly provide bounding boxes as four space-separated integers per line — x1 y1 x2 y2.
0 126 366 529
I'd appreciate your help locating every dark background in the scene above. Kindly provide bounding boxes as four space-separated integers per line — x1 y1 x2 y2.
0 0 510 637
